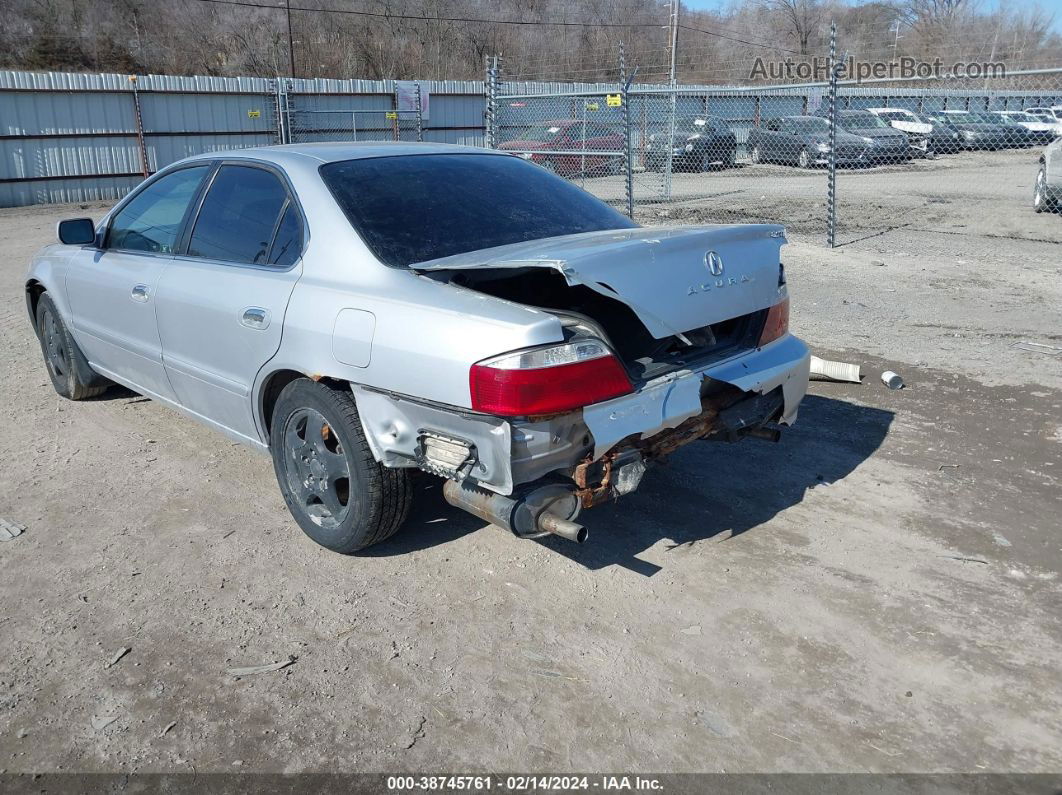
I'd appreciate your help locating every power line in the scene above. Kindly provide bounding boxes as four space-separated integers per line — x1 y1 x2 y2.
189 0 666 29
678 23 812 56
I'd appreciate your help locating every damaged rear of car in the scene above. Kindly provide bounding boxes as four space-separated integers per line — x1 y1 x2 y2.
30 143 807 557
318 150 809 548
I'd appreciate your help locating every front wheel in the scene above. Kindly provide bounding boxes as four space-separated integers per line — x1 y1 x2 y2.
797 147 811 168
270 378 412 554
35 294 109 400
750 145 762 164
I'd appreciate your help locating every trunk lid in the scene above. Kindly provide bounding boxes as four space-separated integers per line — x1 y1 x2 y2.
412 225 786 339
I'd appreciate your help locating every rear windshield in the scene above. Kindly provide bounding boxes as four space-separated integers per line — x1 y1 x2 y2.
320 153 636 267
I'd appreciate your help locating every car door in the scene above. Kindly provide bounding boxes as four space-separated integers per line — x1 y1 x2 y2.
65 164 212 400
586 122 620 172
777 119 801 162
154 162 305 443
762 118 784 159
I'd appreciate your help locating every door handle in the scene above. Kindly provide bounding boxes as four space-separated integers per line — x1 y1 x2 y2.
131 284 150 302
240 307 270 330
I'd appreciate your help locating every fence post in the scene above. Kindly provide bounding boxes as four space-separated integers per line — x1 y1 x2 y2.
270 79 286 144
485 55 499 149
284 79 296 144
826 21 838 249
128 75 149 177
620 43 635 219
414 83 423 142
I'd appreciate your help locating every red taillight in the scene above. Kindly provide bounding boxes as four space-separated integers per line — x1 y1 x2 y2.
470 340 633 416
758 298 790 347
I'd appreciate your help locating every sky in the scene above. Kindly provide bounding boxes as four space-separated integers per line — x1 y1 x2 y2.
681 0 1062 33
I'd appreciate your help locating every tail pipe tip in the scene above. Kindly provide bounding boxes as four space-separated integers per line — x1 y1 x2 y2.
538 512 588 544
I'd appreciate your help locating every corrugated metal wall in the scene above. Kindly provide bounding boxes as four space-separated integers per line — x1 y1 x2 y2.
0 70 491 207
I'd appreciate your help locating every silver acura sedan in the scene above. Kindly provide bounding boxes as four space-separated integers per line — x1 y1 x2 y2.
26 143 810 553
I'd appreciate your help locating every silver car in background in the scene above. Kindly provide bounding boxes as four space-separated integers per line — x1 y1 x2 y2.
26 143 809 554
1035 136 1062 213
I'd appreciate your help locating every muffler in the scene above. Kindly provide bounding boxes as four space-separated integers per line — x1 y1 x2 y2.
442 479 587 543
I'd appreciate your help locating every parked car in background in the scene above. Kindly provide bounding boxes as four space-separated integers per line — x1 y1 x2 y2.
748 116 868 168
25 143 809 554
865 107 934 157
938 110 1013 149
834 110 913 163
645 116 737 172
498 120 623 177
982 112 1040 147
919 112 965 154
996 111 1060 144
1035 136 1062 213
1026 106 1062 124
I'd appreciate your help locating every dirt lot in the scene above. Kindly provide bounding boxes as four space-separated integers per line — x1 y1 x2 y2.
1 150 1060 776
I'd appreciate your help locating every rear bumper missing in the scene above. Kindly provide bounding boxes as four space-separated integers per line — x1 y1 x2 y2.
352 334 810 497
581 333 809 460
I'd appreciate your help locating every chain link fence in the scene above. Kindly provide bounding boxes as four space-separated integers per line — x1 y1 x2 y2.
486 51 1062 247
280 82 423 145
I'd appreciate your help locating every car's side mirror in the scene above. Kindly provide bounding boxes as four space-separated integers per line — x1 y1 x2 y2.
57 218 96 246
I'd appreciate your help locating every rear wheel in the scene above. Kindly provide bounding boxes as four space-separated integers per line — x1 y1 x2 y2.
35 293 109 400
797 147 811 168
270 378 412 554
750 145 762 164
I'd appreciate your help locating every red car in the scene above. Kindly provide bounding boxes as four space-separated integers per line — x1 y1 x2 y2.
499 120 624 177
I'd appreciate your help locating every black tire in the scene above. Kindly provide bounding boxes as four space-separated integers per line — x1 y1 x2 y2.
35 293 109 400
270 378 412 554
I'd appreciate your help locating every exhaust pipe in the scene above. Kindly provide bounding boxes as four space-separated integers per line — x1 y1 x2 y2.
746 426 781 442
443 479 587 543
538 512 588 544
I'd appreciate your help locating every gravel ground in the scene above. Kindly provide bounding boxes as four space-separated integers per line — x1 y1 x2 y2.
0 151 1060 776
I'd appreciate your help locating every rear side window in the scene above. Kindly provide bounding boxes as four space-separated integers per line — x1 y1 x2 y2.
320 153 635 268
107 166 209 254
188 165 290 264
269 203 303 268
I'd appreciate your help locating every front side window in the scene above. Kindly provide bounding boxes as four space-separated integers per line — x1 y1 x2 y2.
107 166 210 254
188 165 290 264
320 153 635 268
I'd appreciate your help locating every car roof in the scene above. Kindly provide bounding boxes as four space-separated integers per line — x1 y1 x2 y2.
177 141 507 168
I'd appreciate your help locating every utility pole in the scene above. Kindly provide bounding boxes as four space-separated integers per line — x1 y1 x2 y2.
286 0 296 79
667 0 680 87
664 0 680 200
889 20 903 63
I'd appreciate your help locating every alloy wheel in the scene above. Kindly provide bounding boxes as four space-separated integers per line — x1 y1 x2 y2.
42 307 68 380
282 407 352 528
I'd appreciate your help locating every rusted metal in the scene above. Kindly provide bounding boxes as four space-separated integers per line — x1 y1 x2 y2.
573 450 617 508
128 76 150 177
573 388 741 508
